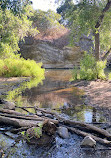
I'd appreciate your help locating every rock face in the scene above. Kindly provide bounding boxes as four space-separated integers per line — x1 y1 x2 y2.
80 136 96 148
57 126 69 139
20 39 84 68
79 34 94 52
19 26 95 69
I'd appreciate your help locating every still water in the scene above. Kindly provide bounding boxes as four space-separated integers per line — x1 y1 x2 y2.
0 69 111 158
2 69 106 123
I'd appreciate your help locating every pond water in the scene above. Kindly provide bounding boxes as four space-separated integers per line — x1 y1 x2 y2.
0 69 111 158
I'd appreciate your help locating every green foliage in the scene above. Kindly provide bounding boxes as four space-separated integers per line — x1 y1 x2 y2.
57 0 111 53
21 131 25 136
72 53 107 80
0 0 32 15
6 73 44 102
79 53 97 80
31 9 62 32
100 10 111 52
108 73 111 80
21 124 43 143
96 60 107 79
0 5 37 59
34 126 42 138
0 58 45 78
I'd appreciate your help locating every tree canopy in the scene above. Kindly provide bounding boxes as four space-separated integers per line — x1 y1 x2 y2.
31 9 62 32
0 0 32 15
0 1 37 59
56 0 111 60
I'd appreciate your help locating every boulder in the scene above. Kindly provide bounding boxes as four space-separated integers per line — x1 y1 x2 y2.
44 113 54 119
57 126 69 139
80 136 96 148
36 111 43 117
3 101 15 110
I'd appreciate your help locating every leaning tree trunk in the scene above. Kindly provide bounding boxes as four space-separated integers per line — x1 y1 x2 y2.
94 0 111 61
102 47 111 61
95 32 100 61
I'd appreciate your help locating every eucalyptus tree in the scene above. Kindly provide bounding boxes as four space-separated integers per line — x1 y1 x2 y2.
56 0 111 60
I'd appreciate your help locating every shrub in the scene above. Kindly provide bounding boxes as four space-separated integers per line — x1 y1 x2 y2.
108 73 111 80
72 53 107 80
0 58 44 78
96 60 107 79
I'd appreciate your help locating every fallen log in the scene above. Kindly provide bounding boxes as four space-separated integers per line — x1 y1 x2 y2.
0 115 42 127
35 108 111 140
0 109 58 124
68 127 111 146
35 108 62 120
63 120 111 140
0 113 45 121
0 115 58 126
0 109 26 116
1 107 111 146
15 106 36 109
10 127 29 133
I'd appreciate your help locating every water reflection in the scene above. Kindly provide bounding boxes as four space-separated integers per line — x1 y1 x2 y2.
1 70 106 123
5 76 45 104
61 105 106 123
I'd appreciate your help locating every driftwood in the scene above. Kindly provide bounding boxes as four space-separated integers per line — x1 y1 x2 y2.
0 112 58 124
34 108 111 140
35 108 62 120
1 107 111 146
68 127 111 146
0 109 26 116
0 109 58 124
63 119 111 140
10 127 29 133
0 115 42 127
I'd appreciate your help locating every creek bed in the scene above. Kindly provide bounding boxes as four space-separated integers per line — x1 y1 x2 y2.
0 69 111 158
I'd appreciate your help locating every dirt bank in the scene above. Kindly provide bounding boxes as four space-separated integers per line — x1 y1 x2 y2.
85 80 111 108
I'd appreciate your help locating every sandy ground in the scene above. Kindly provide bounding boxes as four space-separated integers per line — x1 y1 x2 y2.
71 80 111 109
84 80 111 108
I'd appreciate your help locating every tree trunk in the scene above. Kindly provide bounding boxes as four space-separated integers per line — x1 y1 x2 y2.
95 32 100 61
94 0 111 60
